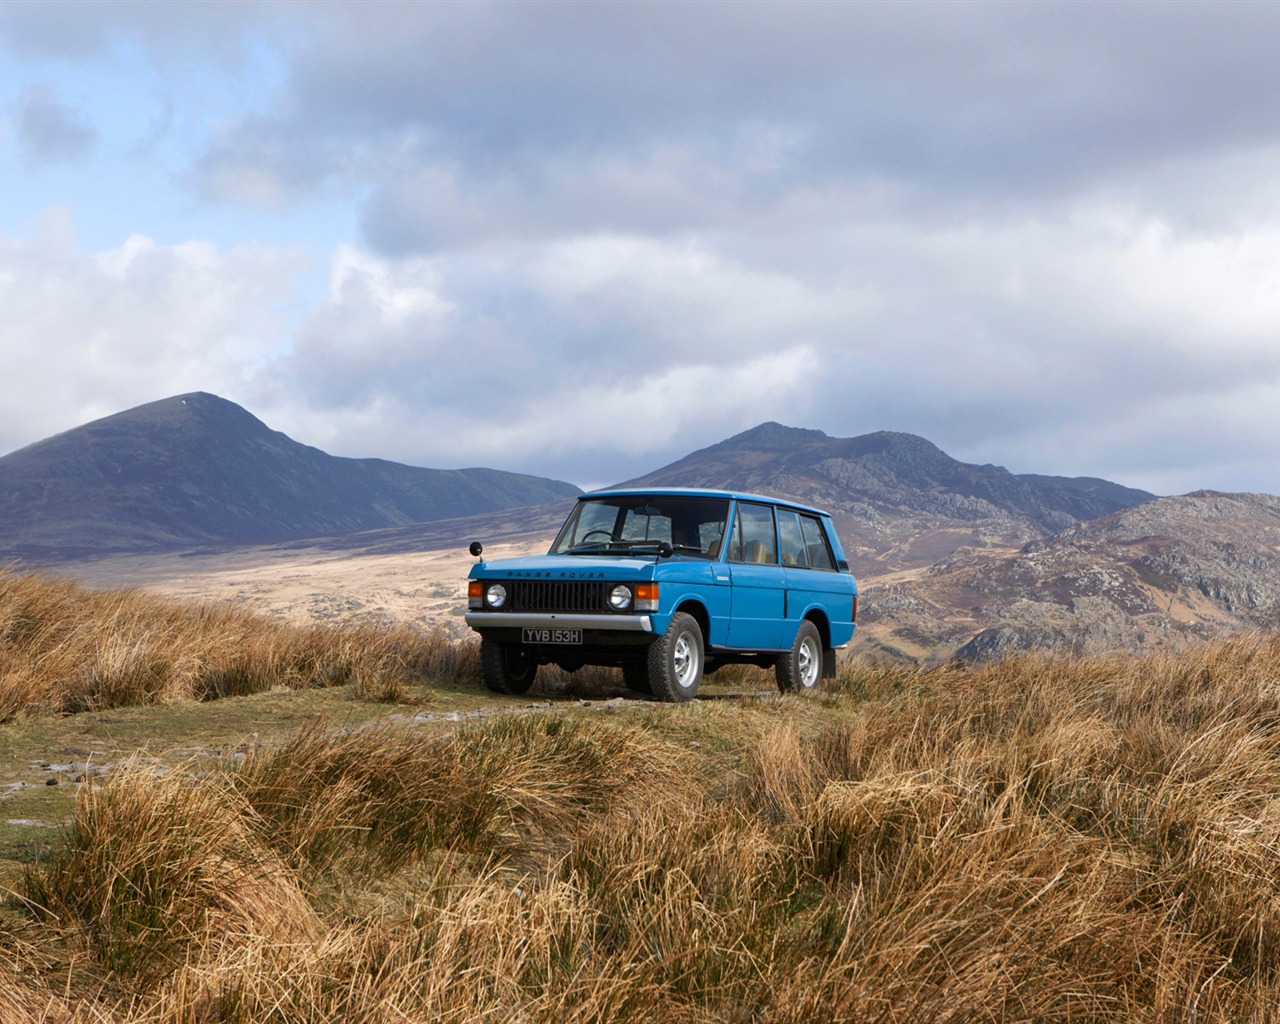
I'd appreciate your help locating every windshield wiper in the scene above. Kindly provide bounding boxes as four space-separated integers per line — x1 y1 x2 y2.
567 539 660 554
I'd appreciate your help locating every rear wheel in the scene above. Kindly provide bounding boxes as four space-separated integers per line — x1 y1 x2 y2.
777 620 822 694
480 639 537 694
647 612 703 702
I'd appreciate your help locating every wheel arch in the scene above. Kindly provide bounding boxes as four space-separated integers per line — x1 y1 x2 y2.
674 598 712 642
802 607 832 649
800 608 838 679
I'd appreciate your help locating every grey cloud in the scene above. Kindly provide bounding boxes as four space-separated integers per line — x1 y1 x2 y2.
15 85 97 163
186 2 1280 238
13 2 1280 226
0 1 284 64
0 4 111 59
192 116 347 205
358 149 754 255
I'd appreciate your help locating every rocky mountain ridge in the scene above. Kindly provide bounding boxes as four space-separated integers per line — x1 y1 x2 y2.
625 422 1155 576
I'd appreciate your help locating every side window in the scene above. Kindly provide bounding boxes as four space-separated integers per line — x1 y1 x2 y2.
776 510 808 567
697 521 725 558
669 497 729 559
728 502 777 564
799 515 836 571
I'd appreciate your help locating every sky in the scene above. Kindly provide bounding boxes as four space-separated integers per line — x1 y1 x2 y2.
2 1 1280 495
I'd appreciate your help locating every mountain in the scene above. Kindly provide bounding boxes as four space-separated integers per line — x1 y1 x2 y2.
0 393 580 560
860 491 1280 662
15 402 1252 666
621 422 1155 574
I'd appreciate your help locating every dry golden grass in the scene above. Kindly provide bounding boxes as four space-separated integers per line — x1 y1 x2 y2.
9 568 1280 1019
234 713 687 875
19 763 320 993
0 567 475 719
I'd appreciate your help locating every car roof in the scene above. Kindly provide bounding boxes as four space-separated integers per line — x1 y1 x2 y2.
580 487 832 517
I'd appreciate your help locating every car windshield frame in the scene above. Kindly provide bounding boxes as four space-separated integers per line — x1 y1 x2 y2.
550 494 731 559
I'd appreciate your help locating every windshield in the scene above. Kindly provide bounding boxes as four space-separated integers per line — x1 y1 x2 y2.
550 494 731 559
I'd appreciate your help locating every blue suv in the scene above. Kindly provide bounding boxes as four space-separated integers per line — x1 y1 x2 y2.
465 488 857 701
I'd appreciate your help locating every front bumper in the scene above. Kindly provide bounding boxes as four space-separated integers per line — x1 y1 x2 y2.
464 612 654 633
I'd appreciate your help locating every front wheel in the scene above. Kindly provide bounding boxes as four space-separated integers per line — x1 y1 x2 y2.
647 612 704 702
480 639 538 694
777 620 822 694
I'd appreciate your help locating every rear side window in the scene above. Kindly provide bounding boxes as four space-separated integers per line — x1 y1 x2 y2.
799 514 836 571
777 509 808 567
728 502 777 564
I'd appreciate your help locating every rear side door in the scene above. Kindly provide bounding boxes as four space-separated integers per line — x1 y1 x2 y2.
776 508 854 642
725 501 785 649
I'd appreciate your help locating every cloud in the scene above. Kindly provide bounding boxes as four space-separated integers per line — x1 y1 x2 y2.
0 4 113 60
14 84 98 164
265 189 1280 492
181 3 1280 235
267 235 837 479
0 210 306 454
5 3 1280 497
0 1 285 64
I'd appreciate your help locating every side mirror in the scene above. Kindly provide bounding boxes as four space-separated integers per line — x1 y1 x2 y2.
657 542 674 558
469 541 484 558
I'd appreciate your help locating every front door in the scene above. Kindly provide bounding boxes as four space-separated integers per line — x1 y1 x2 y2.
725 501 785 649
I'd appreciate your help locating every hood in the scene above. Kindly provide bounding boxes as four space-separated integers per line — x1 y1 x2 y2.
470 553 658 579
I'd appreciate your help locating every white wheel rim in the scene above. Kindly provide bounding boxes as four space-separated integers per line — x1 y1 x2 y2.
673 631 699 689
798 637 819 689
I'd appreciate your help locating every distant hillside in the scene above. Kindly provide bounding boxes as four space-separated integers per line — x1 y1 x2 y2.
621 422 1155 573
859 491 1280 662
0 393 580 560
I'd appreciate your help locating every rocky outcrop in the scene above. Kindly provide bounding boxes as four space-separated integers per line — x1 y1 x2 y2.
867 492 1280 663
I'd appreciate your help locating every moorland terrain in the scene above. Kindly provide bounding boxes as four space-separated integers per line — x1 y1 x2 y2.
6 396 1280 1020
6 568 1280 1021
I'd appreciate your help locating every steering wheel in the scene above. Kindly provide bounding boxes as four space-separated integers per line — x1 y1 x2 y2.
580 530 614 543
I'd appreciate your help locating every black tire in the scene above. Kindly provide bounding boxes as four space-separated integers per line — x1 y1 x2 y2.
480 638 537 694
777 620 822 694
646 611 704 702
622 660 652 694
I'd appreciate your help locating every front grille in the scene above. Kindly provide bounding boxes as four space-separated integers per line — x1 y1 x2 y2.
507 580 612 614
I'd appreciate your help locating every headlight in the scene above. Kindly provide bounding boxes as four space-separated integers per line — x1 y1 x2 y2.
485 583 507 609
608 584 632 611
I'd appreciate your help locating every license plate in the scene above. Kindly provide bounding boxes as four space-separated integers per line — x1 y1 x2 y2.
522 627 583 645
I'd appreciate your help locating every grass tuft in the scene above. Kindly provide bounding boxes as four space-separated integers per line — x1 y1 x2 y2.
0 567 474 720
234 714 686 875
19 762 318 990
